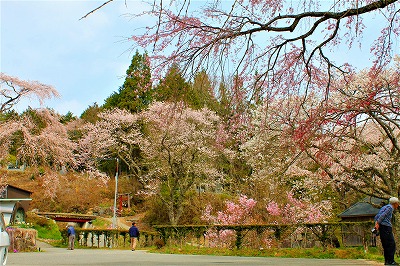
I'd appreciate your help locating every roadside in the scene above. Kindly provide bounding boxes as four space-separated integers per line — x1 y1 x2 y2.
7 248 382 266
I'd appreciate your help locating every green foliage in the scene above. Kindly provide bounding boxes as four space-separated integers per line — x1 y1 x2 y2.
4 154 17 165
25 212 62 240
59 111 76 124
33 221 62 240
103 51 153 113
91 217 112 229
155 66 219 111
143 196 170 226
21 107 47 134
215 81 232 120
0 110 18 121
154 64 190 104
38 167 45 175
189 70 219 110
80 102 102 123
153 245 383 261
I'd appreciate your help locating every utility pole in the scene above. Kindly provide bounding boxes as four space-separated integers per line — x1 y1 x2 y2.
112 158 119 229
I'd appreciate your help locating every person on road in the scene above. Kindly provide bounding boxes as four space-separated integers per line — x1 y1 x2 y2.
67 224 76 250
129 222 140 251
374 197 400 265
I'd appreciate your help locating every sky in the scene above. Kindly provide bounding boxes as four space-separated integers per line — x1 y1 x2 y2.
1 0 399 117
1 0 150 116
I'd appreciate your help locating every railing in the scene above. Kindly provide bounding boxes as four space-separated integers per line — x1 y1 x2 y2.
154 222 375 250
61 229 159 248
60 222 375 250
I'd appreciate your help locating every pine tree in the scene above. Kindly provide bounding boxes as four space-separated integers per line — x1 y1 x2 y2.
155 65 220 110
190 70 219 110
80 103 102 123
154 64 190 104
103 51 153 113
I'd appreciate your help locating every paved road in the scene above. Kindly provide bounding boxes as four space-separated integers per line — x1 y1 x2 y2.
8 248 380 266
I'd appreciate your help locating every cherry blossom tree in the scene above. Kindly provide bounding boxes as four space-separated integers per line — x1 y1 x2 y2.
85 0 399 99
0 108 77 168
0 73 59 113
80 101 224 224
139 101 223 225
202 194 257 247
203 194 257 225
297 59 400 199
78 108 140 181
266 192 332 224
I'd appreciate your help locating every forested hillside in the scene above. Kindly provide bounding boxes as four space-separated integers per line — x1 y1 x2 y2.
1 54 399 227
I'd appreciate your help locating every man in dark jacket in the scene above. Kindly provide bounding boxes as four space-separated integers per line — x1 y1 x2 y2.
375 197 400 265
129 222 140 251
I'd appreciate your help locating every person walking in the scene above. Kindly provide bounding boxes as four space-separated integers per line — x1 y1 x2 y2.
374 197 400 265
129 222 140 251
67 224 76 250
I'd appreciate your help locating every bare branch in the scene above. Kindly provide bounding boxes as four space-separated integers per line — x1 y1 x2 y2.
80 0 114 20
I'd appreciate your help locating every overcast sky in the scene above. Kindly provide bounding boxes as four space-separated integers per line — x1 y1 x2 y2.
1 1 399 116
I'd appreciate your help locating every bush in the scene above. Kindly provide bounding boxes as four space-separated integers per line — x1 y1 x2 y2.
154 238 165 249
33 220 62 240
26 212 49 227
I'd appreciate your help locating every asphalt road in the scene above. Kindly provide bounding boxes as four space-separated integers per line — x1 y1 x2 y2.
7 248 380 266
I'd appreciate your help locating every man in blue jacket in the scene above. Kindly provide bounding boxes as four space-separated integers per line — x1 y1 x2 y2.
129 222 140 251
67 224 76 250
375 197 400 265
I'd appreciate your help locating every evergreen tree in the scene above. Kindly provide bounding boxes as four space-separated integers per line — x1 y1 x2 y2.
60 111 76 124
156 65 220 110
80 103 102 123
103 51 153 113
190 70 219 110
155 64 190 104
216 80 232 120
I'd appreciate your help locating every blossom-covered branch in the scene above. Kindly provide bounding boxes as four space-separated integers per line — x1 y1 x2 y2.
0 73 59 113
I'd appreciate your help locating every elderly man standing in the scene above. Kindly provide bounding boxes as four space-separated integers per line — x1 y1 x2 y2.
375 197 400 265
129 222 140 251
67 224 76 250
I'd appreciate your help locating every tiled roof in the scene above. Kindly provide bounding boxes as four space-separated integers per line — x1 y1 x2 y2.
338 197 386 218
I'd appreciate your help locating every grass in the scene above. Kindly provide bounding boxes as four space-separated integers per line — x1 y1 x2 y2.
25 212 62 240
91 217 112 229
150 245 384 262
33 221 62 240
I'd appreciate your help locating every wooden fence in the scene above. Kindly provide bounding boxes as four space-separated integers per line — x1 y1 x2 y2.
60 229 158 248
60 222 375 250
154 222 375 249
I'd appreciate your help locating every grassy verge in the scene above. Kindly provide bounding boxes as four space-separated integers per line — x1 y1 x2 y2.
150 245 384 262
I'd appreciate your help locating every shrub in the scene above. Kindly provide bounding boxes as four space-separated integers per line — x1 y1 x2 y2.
155 238 165 249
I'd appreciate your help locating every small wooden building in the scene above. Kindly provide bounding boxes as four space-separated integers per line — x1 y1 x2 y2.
0 184 32 224
339 197 386 247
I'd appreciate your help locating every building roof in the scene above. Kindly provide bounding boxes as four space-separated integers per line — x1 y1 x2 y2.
339 197 386 218
0 184 32 199
4 184 32 194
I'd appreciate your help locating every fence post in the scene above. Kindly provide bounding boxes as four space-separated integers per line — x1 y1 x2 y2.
235 228 243 249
